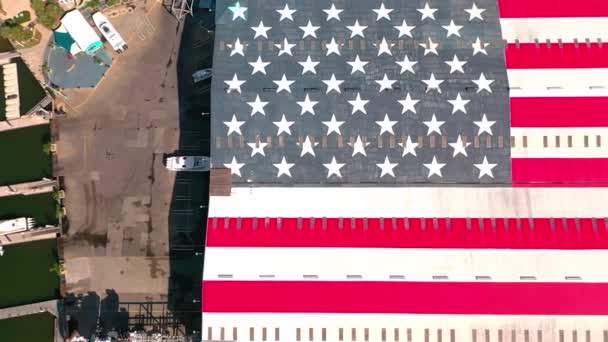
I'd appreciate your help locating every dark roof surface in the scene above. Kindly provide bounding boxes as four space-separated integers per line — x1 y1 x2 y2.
211 0 511 185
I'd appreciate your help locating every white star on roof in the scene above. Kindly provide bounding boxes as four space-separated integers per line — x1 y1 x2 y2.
324 156 345 178
347 55 368 74
465 3 486 21
373 3 394 21
247 95 268 116
475 156 497 179
472 37 489 55
376 74 397 92
251 20 270 39
348 93 369 115
423 73 444 93
396 55 417 74
442 20 463 37
399 136 419 157
298 56 319 75
223 114 244 136
376 114 397 135
449 135 471 157
228 2 247 20
322 114 344 135
273 114 294 135
399 93 419 114
224 74 245 93
323 4 343 21
347 20 367 38
474 114 495 135
377 156 398 177
419 37 439 56
275 38 296 56
349 135 370 157
249 56 270 75
224 156 244 176
377 37 393 56
326 37 341 56
417 2 438 20
424 156 446 178
274 156 295 178
299 20 320 39
276 4 296 21
297 94 318 115
394 19 415 38
299 136 318 157
273 74 294 93
247 141 268 157
322 74 344 94
473 73 494 93
445 55 467 74
423 114 445 135
448 93 470 114
228 38 245 56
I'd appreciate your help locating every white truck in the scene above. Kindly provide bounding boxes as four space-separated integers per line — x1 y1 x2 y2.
92 12 128 53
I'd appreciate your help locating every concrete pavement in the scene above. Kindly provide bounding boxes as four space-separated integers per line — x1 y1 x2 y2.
0 180 55 198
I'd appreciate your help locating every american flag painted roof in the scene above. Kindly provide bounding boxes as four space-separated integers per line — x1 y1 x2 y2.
202 0 608 340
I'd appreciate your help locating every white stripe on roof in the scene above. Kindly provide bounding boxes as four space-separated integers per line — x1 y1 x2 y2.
208 187 608 218
500 17 608 43
203 247 608 282
507 68 608 97
511 127 608 158
201 313 608 342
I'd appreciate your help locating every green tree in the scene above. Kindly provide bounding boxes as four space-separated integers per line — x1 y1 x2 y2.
42 142 52 154
49 263 65 276
85 0 101 9
31 0 64 29
0 25 33 42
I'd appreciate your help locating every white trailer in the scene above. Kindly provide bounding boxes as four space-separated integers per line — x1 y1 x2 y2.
60 10 102 55
92 12 128 53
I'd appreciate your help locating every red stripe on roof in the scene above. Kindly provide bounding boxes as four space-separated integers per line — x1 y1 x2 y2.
202 281 608 315
512 158 608 185
505 43 608 69
206 217 608 249
498 0 608 18
510 97 608 127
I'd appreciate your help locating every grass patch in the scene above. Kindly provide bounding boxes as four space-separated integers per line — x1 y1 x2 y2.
0 192 59 226
0 239 60 308
0 124 52 185
0 313 55 342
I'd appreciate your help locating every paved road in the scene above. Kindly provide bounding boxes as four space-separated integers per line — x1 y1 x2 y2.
0 299 58 319
0 115 48 132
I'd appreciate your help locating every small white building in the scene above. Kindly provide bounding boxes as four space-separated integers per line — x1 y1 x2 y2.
60 10 102 55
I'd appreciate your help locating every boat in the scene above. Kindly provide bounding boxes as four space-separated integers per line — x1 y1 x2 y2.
92 12 128 53
165 156 210 172
193 68 212 83
0 217 35 235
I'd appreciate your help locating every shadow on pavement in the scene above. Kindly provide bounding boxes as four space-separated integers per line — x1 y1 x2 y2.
167 6 214 339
